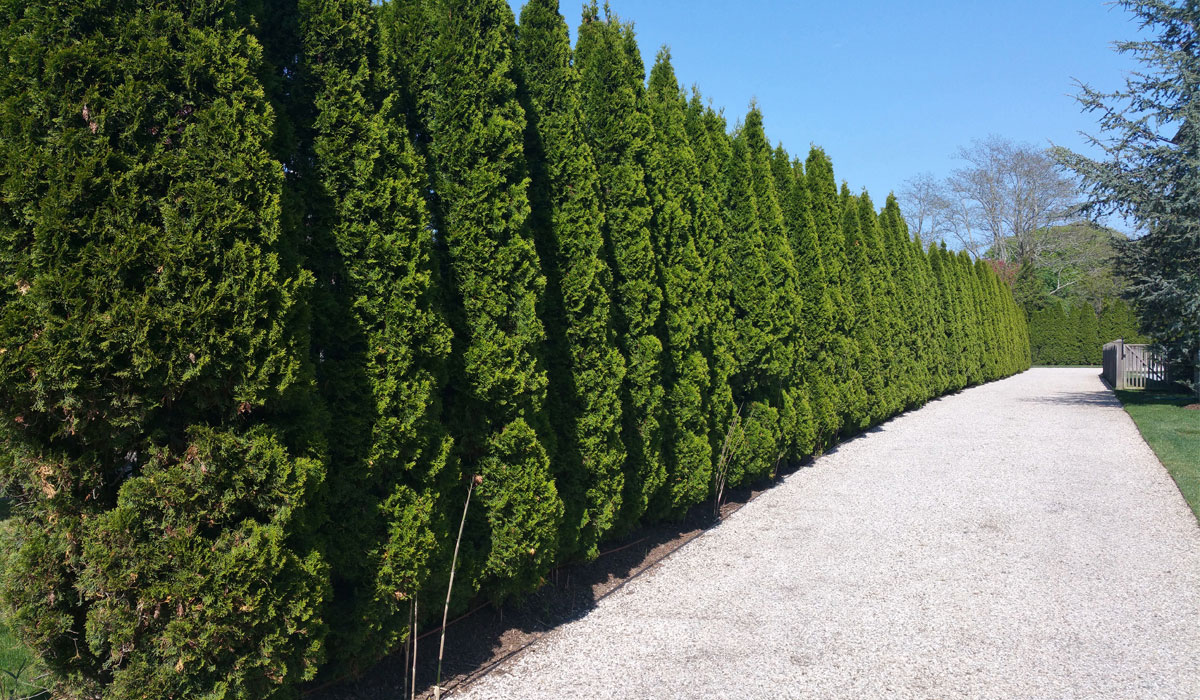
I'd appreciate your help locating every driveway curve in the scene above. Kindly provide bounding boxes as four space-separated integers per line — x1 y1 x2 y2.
458 368 1200 699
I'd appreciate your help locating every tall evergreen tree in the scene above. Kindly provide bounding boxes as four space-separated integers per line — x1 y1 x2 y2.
683 93 741 494
860 193 906 409
878 196 924 405
516 0 626 557
643 50 714 514
721 125 783 482
742 112 813 460
1073 303 1102 365
775 154 840 446
575 3 665 526
959 251 987 380
974 260 1003 379
425 0 562 597
839 189 880 429
806 149 864 432
921 242 952 395
852 193 890 422
0 1 328 696
908 235 940 400
296 0 453 668
928 245 965 390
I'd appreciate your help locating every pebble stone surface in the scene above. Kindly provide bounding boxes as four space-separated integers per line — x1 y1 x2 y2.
457 368 1200 699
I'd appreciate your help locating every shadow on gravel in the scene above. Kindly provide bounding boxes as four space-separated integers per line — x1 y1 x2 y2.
1019 390 1120 407
307 409 935 700
304 392 982 699
817 424 886 457
305 461 814 700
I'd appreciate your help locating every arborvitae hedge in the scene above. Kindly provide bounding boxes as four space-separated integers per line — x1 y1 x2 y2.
574 3 665 528
0 1 1031 697
516 0 625 559
295 0 454 670
1029 299 1141 366
0 1 327 697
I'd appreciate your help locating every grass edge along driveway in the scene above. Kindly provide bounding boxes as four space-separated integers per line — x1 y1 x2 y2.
1114 389 1200 524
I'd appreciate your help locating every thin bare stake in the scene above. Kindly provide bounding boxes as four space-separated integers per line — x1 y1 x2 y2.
403 601 412 700
411 593 418 700
434 475 478 700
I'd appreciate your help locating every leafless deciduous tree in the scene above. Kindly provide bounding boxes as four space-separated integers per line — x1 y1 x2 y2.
900 135 1080 265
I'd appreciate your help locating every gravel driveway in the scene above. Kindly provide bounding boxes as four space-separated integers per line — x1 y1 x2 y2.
457 368 1200 699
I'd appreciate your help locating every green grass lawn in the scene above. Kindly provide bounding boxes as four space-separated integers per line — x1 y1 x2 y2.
1115 389 1200 524
0 503 49 700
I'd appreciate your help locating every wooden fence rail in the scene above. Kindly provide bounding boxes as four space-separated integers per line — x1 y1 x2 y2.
1102 340 1166 389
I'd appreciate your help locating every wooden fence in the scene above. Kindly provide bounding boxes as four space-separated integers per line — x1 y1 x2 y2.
1102 340 1167 389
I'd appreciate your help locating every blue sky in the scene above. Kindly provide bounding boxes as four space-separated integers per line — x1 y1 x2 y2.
508 0 1144 209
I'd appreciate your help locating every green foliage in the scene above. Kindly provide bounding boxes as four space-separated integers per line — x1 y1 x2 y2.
722 127 781 480
682 93 740 498
806 150 865 431
296 0 453 670
574 3 665 527
424 0 562 598
879 197 927 405
1054 0 1200 387
0 0 327 696
841 191 882 429
1099 298 1148 345
741 111 812 463
776 155 839 447
1074 303 1101 366
516 0 625 559
0 1 1035 696
643 50 714 515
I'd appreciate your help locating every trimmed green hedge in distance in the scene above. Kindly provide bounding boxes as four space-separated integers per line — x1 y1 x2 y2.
1029 299 1143 366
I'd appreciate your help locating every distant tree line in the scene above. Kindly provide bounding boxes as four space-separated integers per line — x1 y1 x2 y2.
0 0 1030 698
1028 298 1145 366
